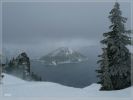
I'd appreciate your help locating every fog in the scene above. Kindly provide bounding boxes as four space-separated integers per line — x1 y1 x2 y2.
2 1 131 58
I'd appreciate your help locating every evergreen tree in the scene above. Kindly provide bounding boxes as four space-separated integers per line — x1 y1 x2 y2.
96 48 113 90
6 52 31 80
0 55 4 84
97 2 131 90
17 52 31 79
0 55 2 83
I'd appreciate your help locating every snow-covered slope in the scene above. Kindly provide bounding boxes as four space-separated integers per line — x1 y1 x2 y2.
0 74 132 99
40 47 88 65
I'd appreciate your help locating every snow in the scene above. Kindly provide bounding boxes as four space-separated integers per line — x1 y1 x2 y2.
0 74 133 100
51 61 57 66
78 58 82 62
59 60 71 64
49 47 74 57
68 48 73 54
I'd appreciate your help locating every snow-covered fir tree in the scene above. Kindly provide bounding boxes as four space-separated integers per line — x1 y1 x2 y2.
96 48 113 90
97 2 131 90
0 55 4 84
0 55 2 83
7 52 31 80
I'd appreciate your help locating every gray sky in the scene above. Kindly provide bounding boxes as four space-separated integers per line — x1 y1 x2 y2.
2 1 131 58
0 1 2 54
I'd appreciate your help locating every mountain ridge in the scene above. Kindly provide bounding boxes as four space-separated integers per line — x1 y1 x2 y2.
40 47 88 65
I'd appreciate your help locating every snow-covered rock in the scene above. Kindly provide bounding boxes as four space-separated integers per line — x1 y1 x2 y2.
40 47 88 65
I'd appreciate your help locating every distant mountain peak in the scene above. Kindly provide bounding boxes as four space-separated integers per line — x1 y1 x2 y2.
49 47 74 57
40 47 88 65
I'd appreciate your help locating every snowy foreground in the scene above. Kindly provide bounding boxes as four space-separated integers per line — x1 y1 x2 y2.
0 74 133 100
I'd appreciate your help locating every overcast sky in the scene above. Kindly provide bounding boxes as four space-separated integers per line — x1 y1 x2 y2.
1 1 131 58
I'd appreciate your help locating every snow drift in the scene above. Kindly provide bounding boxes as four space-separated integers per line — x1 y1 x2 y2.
0 74 132 99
